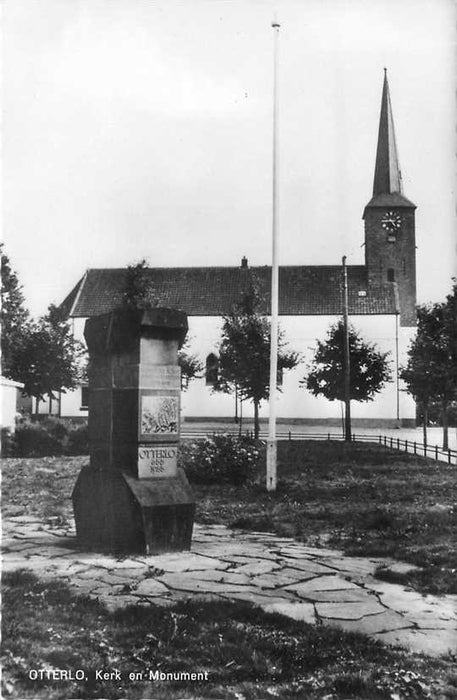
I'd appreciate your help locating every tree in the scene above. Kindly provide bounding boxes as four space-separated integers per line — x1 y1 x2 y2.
303 321 392 430
401 282 457 450
1 244 30 378
178 338 203 390
8 304 86 410
215 281 299 439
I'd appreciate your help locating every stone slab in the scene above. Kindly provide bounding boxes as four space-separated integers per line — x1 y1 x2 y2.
315 600 386 620
279 559 335 575
322 610 412 634
132 578 170 597
374 628 457 657
250 572 312 590
149 553 228 572
262 602 316 624
296 588 377 603
284 576 359 595
229 560 282 576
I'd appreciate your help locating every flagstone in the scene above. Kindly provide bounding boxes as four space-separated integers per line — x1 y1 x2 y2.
315 600 386 620
148 553 229 573
131 578 170 596
228 559 282 576
374 628 457 657
284 576 358 595
250 571 312 589
262 602 316 624
222 590 297 606
318 557 385 575
296 588 377 603
280 559 335 575
322 610 412 635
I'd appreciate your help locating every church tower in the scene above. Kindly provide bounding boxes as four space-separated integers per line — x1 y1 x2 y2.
363 70 416 326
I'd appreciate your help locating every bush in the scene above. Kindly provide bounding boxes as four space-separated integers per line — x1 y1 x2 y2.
1 428 16 457
14 418 64 457
66 423 89 455
179 433 261 485
8 416 89 457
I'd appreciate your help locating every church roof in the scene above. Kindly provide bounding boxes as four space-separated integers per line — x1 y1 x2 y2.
62 265 399 318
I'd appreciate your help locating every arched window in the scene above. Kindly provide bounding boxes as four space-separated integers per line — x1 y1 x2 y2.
205 353 219 387
387 268 395 282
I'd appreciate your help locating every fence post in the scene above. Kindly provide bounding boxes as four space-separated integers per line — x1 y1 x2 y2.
328 432 330 440
435 445 438 461
405 439 408 454
288 430 291 441
413 441 416 455
424 443 427 457
384 436 387 446
397 438 400 450
390 437 393 448
448 449 451 465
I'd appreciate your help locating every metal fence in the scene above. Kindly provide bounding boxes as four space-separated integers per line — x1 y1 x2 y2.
180 425 457 466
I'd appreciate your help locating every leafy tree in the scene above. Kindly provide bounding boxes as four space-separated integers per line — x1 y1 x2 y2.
123 259 161 308
303 321 392 424
1 244 30 378
215 280 299 439
8 305 86 409
178 338 203 390
401 282 457 450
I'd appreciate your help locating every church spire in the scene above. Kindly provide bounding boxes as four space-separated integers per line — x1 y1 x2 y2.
373 69 403 195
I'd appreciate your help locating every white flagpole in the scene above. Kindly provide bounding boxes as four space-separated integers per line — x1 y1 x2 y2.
266 19 280 492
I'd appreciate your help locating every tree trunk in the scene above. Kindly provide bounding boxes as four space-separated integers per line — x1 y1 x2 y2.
422 405 428 448
442 401 449 451
254 400 259 440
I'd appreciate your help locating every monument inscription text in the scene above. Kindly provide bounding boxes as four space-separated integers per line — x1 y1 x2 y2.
138 444 178 478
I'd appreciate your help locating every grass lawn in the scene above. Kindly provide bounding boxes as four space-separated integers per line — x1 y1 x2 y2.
2 570 457 700
2 439 456 595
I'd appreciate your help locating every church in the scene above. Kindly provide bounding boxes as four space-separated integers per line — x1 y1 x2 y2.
60 71 417 427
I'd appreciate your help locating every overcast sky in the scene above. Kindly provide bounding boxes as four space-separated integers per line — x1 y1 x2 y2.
3 0 456 316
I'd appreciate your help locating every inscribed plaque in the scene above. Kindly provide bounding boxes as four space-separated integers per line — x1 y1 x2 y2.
138 444 178 478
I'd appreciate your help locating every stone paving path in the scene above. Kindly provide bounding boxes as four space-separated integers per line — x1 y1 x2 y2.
2 516 456 657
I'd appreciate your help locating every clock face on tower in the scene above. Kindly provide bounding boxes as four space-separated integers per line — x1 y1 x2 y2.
381 210 402 232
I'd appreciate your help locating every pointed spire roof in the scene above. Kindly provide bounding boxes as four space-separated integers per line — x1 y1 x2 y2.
364 70 415 211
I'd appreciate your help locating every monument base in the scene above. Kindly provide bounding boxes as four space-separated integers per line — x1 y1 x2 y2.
72 467 195 555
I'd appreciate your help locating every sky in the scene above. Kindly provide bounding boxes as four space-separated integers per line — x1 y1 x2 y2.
3 0 456 317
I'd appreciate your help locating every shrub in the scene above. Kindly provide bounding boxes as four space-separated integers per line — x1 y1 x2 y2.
180 433 261 485
1 428 16 457
8 416 89 457
14 417 64 457
66 423 89 455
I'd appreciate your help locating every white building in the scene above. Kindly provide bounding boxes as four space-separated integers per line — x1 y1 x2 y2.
60 72 417 427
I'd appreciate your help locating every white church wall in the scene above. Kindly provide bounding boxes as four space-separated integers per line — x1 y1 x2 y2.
181 314 416 425
59 312 416 426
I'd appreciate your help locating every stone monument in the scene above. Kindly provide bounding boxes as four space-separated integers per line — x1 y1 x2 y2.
72 306 195 554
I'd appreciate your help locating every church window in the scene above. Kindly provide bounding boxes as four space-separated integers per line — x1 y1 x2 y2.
387 268 395 282
205 353 219 387
80 385 89 410
277 367 283 386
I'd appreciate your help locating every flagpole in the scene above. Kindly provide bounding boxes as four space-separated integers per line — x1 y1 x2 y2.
266 19 280 492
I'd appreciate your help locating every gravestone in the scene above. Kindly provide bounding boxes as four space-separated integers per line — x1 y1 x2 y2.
72 306 195 554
